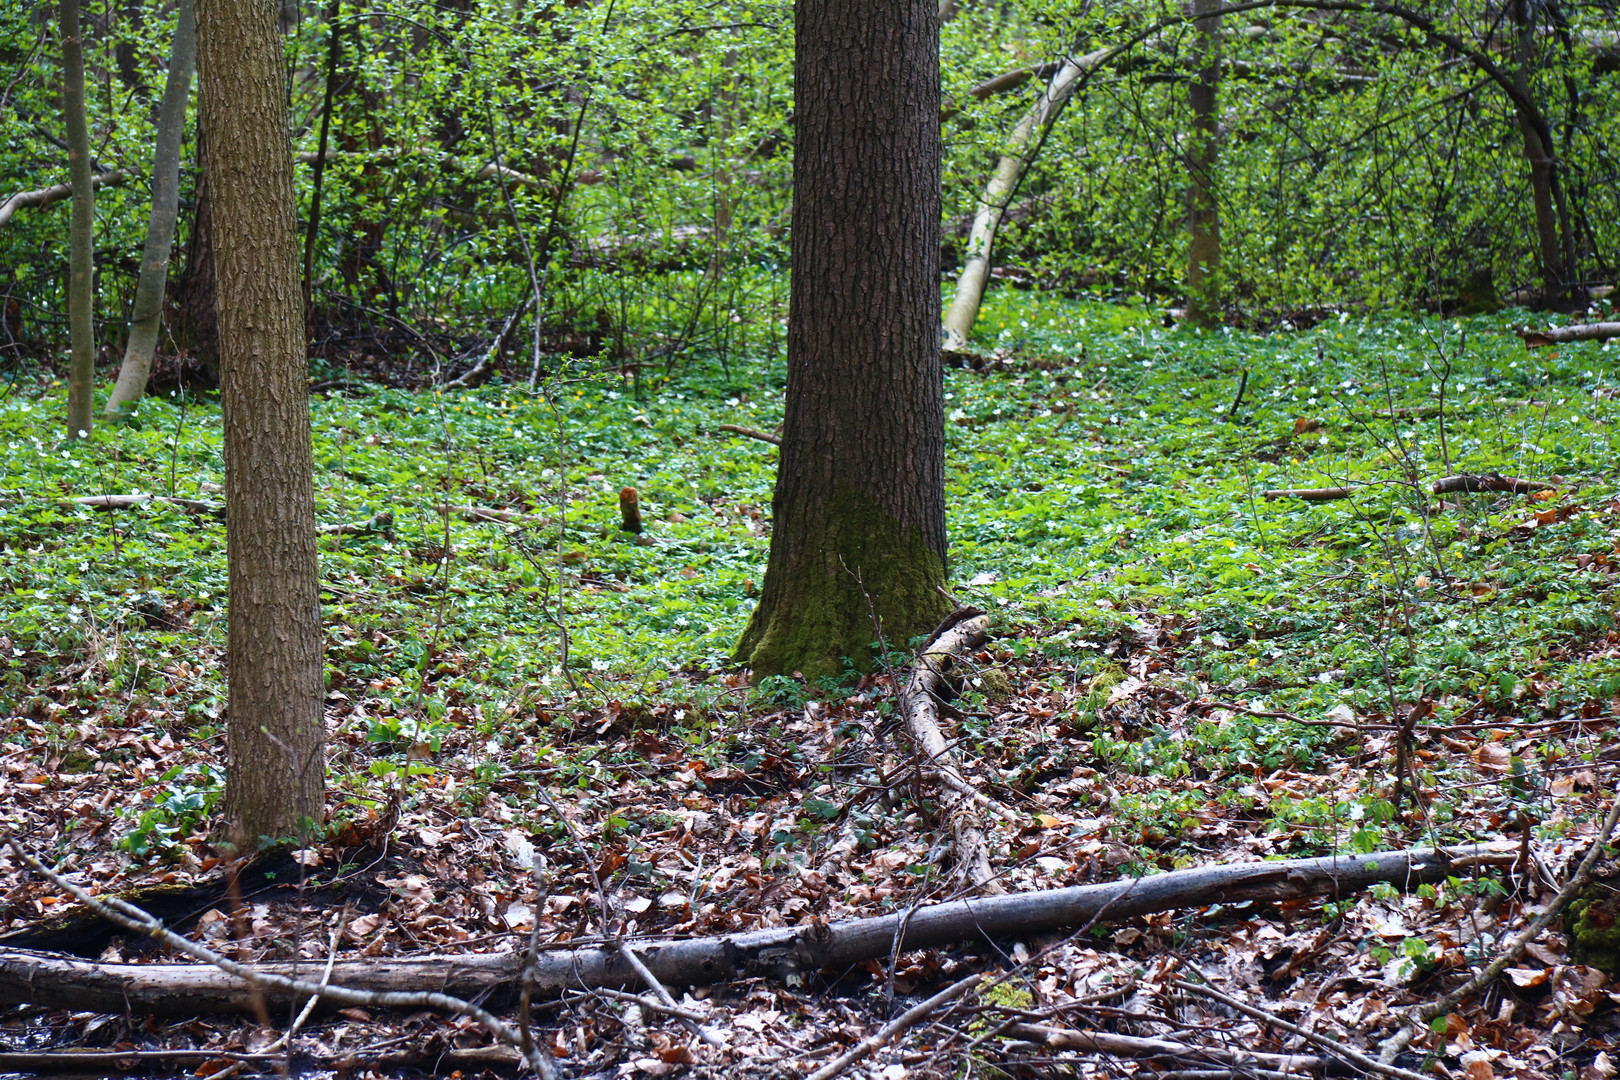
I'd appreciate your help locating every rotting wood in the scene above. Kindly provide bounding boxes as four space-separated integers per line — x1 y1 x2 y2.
1520 321 1620 347
1431 473 1554 495
0 844 1513 1015
902 609 999 890
1261 486 1357 501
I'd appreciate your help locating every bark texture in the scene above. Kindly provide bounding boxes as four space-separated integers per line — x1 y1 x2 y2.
107 0 196 414
197 0 325 847
737 0 950 680
60 0 95 437
1184 0 1222 328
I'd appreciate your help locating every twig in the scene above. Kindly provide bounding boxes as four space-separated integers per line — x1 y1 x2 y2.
805 973 983 1080
1226 369 1248 422
1171 979 1429 1080
583 986 712 1022
616 940 722 1047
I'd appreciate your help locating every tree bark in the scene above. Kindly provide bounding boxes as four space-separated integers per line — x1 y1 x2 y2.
736 0 951 680
1184 0 1222 328
106 0 196 415
172 131 218 373
1520 320 1620 346
196 0 325 848
940 47 1109 350
60 0 95 438
0 846 1511 1014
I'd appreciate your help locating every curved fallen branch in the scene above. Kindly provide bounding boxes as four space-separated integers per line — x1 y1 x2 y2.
902 609 1000 889
0 844 1513 1015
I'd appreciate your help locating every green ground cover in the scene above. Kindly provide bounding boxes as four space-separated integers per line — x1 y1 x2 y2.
3 292 1617 858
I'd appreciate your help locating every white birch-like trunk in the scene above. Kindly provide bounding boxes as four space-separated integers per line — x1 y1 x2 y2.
941 47 1108 350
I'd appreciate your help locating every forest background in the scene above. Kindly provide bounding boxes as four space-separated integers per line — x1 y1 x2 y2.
2 0 1620 1076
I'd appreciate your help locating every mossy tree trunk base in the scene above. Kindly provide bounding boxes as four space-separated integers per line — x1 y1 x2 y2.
736 0 949 683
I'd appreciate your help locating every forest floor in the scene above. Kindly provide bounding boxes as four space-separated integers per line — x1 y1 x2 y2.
2 292 1619 1079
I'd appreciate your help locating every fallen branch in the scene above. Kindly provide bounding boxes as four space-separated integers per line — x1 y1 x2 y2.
59 493 222 516
807 973 982 1080
1520 321 1620 347
436 503 544 524
0 844 1514 1014
902 609 1000 890
716 423 781 445
1261 486 1358 501
1003 1024 1333 1074
0 170 126 226
1376 787 1620 1064
1174 980 1427 1080
1431 473 1554 495
316 510 394 537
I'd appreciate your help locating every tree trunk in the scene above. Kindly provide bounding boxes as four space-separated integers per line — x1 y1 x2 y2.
60 0 95 438
940 47 1109 350
1511 0 1577 309
106 0 196 415
1184 0 1222 328
736 0 951 681
196 0 325 848
172 131 218 375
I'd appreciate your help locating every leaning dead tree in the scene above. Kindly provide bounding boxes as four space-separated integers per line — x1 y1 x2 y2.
0 844 1514 1015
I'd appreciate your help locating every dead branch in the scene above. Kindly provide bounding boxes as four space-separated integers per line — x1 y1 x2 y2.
716 423 781 445
808 973 982 1080
1376 787 1620 1064
316 510 394 536
1431 473 1554 495
59 493 223 516
0 170 125 226
0 845 1513 1015
1520 321 1620 347
1261 486 1358 501
0 834 549 1076
1003 1024 1333 1073
902 609 1000 890
436 504 544 524
1174 980 1427 1080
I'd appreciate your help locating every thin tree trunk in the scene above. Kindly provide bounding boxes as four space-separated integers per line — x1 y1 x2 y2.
106 0 196 415
60 0 95 437
736 0 951 680
1184 0 1222 328
941 46 1109 350
172 131 219 374
302 0 341 313
196 0 325 848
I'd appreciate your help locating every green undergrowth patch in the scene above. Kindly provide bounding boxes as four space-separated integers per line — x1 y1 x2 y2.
3 290 1618 861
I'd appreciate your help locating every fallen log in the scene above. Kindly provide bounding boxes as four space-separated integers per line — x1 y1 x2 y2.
1520 321 1620 347
902 608 999 890
1261 486 1357 501
435 504 544 524
1432 473 1554 495
316 510 394 536
1004 1024 1334 1073
58 493 223 516
0 844 1511 1015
